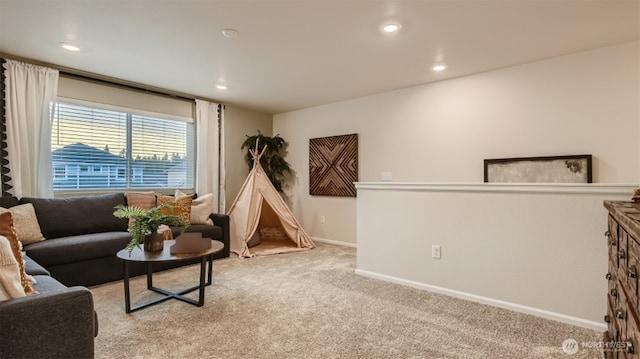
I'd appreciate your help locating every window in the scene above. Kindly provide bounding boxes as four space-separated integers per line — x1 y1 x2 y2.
51 101 195 192
53 165 66 180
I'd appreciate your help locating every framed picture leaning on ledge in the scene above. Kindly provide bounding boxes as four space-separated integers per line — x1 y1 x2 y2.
484 154 592 183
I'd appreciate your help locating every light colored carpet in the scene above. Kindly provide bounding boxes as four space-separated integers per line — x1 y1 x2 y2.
90 242 603 359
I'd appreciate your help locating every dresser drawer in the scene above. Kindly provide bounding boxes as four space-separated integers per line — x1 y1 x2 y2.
611 260 620 301
623 308 640 359
628 237 640 310
609 294 621 343
611 216 621 264
617 285 629 342
619 230 629 284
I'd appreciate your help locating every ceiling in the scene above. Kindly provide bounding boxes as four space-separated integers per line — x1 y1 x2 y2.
0 1 638 115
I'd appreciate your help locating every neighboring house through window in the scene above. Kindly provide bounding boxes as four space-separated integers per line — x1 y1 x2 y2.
51 101 195 192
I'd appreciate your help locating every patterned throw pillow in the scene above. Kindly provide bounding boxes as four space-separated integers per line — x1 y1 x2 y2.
0 212 37 295
175 190 214 225
156 194 192 224
0 203 46 245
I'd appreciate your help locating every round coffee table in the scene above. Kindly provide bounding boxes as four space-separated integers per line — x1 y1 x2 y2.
116 239 224 313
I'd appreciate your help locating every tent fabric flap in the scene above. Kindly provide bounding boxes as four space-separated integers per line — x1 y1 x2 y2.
228 152 315 258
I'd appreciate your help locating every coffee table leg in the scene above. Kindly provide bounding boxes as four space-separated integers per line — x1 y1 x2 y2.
123 261 131 313
198 256 206 306
146 263 153 289
206 254 213 285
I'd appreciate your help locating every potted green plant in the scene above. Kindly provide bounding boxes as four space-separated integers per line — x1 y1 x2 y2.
113 204 189 253
241 131 292 193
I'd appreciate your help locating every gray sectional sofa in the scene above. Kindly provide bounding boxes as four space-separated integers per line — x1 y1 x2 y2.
18 192 230 286
0 257 97 359
0 192 230 358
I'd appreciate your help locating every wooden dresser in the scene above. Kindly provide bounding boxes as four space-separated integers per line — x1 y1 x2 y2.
604 201 640 358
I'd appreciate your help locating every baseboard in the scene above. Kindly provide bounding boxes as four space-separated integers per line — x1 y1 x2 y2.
311 237 357 248
354 268 606 332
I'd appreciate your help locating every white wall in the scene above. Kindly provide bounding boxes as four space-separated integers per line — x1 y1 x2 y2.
274 41 640 245
224 105 272 210
355 183 634 329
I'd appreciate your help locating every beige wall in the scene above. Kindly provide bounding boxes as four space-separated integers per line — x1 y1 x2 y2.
274 41 640 245
355 183 634 329
224 105 272 210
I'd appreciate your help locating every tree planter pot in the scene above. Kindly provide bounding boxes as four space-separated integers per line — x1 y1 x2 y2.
144 232 164 252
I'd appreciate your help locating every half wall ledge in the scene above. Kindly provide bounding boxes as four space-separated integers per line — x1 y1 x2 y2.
354 182 637 195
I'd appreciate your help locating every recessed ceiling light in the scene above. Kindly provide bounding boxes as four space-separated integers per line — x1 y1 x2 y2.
221 29 239 39
432 64 447 72
215 84 228 90
381 22 401 34
59 42 80 51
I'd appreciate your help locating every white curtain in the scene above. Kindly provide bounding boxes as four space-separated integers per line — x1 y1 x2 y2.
4 60 59 198
195 99 225 213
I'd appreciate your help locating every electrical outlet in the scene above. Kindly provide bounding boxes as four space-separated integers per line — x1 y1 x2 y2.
381 171 392 181
320 216 325 224
432 245 441 259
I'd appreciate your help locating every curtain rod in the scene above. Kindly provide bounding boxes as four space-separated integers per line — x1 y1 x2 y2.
1 52 222 105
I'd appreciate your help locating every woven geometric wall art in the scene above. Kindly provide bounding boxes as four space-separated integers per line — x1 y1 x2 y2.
309 134 358 197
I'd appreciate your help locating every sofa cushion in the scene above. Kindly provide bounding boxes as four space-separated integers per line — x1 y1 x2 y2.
30 274 67 293
125 192 156 210
0 204 45 245
20 193 127 239
175 190 215 225
25 232 132 267
157 193 192 223
23 255 50 276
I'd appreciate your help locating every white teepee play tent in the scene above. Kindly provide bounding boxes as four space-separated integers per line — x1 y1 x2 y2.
228 141 315 258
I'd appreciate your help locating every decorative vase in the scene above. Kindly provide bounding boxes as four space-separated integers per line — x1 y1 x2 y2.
144 232 164 252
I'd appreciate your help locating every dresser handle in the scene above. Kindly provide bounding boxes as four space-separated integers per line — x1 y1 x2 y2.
616 309 624 319
624 340 635 354
605 315 611 323
629 268 637 279
606 273 613 280
619 250 626 259
610 238 617 246
606 230 611 237
611 288 618 297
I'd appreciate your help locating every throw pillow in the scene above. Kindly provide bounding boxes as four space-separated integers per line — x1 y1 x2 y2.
0 203 46 245
125 192 158 227
0 212 37 295
175 190 214 225
125 192 157 210
156 194 192 224
0 235 26 301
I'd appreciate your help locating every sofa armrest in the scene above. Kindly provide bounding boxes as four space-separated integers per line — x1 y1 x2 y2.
210 213 230 258
0 286 96 359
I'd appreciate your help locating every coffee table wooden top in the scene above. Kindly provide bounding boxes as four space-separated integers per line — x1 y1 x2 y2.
117 240 224 263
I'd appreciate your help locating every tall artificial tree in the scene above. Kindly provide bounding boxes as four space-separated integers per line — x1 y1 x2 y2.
241 131 292 193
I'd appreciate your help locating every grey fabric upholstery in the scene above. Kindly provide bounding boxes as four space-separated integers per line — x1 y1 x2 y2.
211 213 231 258
0 276 96 359
20 193 229 286
25 231 132 267
1 192 230 358
23 254 50 276
20 193 128 238
0 195 18 208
